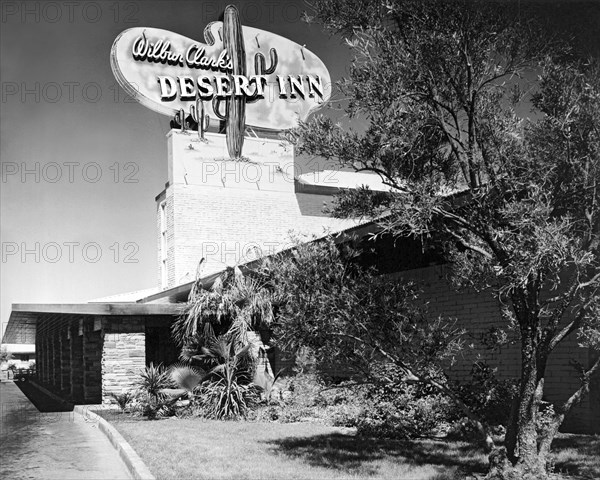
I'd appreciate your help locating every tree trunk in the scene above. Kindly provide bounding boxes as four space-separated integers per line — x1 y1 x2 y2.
486 317 550 479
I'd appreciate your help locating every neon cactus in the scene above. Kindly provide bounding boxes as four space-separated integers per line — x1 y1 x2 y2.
254 48 278 76
221 5 246 158
211 5 279 159
190 99 210 139
246 48 278 106
175 108 186 132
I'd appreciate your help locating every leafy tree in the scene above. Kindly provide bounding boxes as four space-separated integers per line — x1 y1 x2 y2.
290 1 599 478
1 347 14 379
0 346 12 365
172 263 280 410
172 264 276 370
268 239 479 414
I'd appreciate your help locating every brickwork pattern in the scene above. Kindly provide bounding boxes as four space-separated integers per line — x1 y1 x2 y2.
395 265 596 433
69 322 84 403
34 330 44 383
83 321 103 404
156 131 359 290
51 331 60 389
59 329 71 397
159 183 356 288
101 317 146 404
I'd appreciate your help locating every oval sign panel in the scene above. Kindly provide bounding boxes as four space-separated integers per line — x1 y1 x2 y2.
110 22 332 131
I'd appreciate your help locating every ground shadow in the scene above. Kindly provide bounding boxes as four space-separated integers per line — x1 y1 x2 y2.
263 432 487 477
550 435 600 479
14 379 73 412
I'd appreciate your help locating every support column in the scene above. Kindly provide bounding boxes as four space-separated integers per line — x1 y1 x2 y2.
102 317 146 404
45 334 51 385
70 322 84 403
59 327 71 398
47 333 54 387
83 320 103 404
52 330 61 391
35 326 42 382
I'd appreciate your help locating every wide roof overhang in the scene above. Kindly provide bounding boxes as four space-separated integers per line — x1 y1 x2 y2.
4 218 386 345
3 302 184 344
138 219 386 305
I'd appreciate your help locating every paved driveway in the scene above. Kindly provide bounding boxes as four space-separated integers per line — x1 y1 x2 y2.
0 381 131 479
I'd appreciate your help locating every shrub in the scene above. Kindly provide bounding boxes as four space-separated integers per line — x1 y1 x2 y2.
455 362 516 428
343 363 457 439
136 363 173 400
138 392 180 420
328 402 362 427
191 336 259 420
134 363 178 419
356 389 454 439
249 358 464 438
251 371 368 426
109 391 136 412
196 380 260 419
269 372 328 423
170 363 205 393
446 417 485 442
536 402 556 437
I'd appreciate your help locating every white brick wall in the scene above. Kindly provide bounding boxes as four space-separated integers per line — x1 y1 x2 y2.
157 131 357 289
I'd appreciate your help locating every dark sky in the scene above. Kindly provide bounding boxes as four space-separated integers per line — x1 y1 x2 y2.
1 0 598 338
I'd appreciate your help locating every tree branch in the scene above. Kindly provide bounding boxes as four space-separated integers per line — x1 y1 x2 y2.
328 331 494 451
558 355 600 415
547 306 588 353
443 226 493 259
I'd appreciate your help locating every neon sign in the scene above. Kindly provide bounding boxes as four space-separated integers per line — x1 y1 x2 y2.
110 5 331 158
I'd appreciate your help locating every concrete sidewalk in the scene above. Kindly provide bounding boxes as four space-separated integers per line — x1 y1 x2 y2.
0 381 131 480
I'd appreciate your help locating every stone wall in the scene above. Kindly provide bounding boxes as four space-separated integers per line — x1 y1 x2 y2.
101 317 146 403
59 329 71 398
82 320 103 404
69 322 84 403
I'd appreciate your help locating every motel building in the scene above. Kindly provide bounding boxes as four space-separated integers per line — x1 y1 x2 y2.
2 6 598 434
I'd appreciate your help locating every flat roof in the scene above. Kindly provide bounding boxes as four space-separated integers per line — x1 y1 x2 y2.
139 218 385 305
3 218 385 345
10 303 183 316
3 302 184 344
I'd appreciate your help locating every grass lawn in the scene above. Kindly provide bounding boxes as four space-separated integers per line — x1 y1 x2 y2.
110 416 483 480
105 414 599 480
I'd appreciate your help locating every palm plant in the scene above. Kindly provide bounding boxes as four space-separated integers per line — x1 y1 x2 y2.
108 391 136 412
169 362 205 395
172 264 278 375
196 335 259 419
136 363 173 400
135 363 179 419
